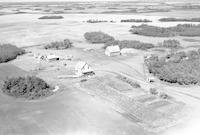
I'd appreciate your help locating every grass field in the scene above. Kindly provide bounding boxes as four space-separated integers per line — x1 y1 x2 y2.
0 64 28 83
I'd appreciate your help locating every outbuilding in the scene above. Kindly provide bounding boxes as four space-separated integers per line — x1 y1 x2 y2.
105 45 120 56
147 76 156 83
47 54 60 61
120 48 138 56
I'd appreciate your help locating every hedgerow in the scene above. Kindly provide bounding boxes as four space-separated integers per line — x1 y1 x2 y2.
104 40 154 50
121 19 152 23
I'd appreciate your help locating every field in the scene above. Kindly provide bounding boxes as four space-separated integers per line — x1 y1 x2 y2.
0 63 28 84
0 1 200 135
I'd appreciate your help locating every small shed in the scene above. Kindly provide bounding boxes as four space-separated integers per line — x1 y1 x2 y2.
75 61 93 76
47 54 60 61
105 45 120 56
147 76 156 83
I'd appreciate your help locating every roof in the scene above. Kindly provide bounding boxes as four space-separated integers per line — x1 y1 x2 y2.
75 61 88 70
105 45 120 53
120 48 138 54
47 54 59 59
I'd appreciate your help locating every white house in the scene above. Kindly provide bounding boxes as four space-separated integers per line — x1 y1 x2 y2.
75 61 94 76
105 45 120 56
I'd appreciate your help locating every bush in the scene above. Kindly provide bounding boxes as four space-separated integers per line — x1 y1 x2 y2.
121 19 152 23
149 88 158 95
38 16 64 19
2 76 53 99
198 48 200 55
104 40 154 50
130 24 200 37
187 50 199 59
84 32 115 44
159 92 170 99
80 79 87 82
0 44 25 63
158 39 181 49
44 39 73 50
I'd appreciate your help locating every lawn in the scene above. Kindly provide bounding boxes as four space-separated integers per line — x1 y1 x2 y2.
0 64 28 85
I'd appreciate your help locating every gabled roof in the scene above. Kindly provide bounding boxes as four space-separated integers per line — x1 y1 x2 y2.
120 48 138 54
75 61 88 70
47 54 59 59
106 45 120 53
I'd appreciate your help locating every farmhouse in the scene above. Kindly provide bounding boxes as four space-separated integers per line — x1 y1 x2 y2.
105 45 120 56
75 61 94 76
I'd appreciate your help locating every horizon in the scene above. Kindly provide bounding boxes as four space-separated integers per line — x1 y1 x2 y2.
0 0 171 3
1 0 200 3
0 0 142 2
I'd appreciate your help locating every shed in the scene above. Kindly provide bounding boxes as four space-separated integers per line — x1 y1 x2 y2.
120 48 138 56
147 76 156 83
47 54 60 61
105 45 120 56
75 61 93 76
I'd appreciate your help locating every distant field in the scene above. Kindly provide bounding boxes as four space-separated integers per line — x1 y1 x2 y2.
0 1 200 15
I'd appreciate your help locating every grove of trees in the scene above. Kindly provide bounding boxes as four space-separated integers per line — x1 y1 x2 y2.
84 32 115 44
0 44 25 63
44 39 73 50
130 24 200 37
104 40 154 50
2 76 53 100
145 49 200 85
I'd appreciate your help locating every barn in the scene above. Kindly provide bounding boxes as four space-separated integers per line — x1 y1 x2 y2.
105 46 120 56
